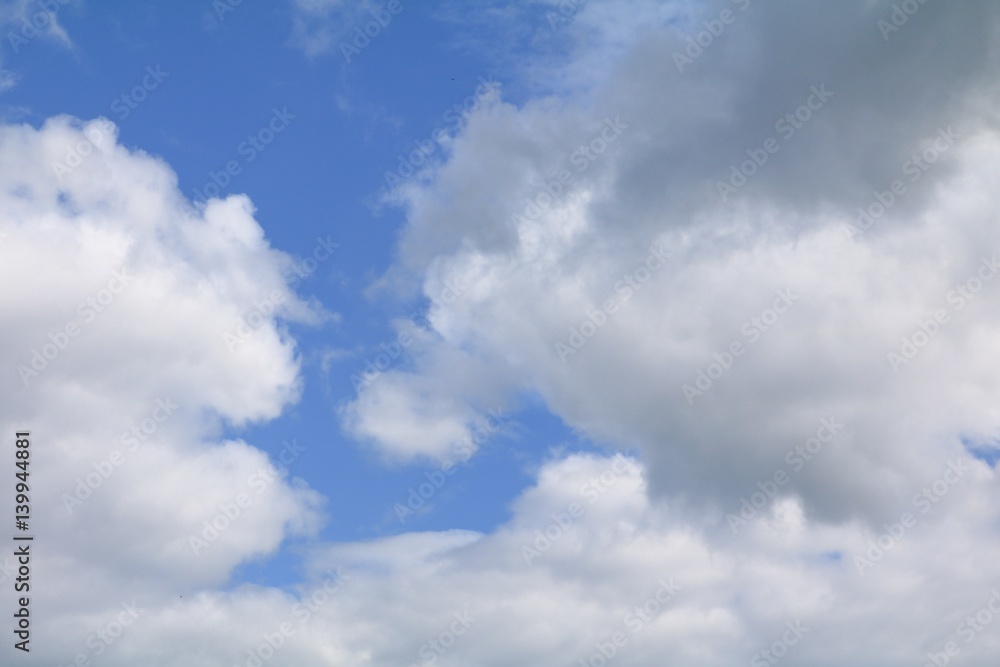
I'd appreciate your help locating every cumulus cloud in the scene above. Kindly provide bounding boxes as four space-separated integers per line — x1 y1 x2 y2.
0 116 325 661
16 451 1000 666
343 0 1000 528
8 2 1000 666
289 453 1000 667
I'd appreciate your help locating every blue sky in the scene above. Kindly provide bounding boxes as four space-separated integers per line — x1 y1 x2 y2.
5 1 1000 665
2 0 602 590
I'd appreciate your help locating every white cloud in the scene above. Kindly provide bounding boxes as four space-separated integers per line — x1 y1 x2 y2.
287 0 373 58
1 0 75 54
17 451 1000 666
344 0 1000 528
7 2 1000 665
0 116 326 657
0 68 17 94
